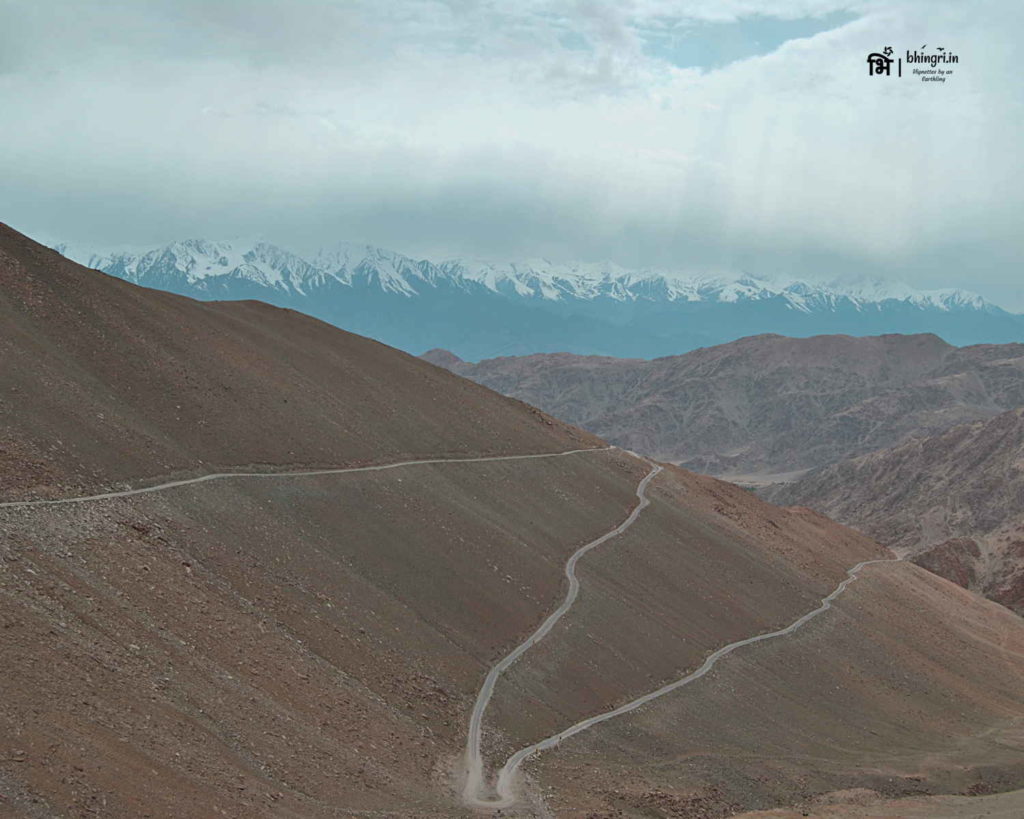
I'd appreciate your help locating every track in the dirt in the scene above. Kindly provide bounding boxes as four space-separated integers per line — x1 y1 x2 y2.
0 447 611 508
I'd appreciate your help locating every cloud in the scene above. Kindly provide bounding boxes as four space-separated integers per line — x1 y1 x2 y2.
1 0 1021 307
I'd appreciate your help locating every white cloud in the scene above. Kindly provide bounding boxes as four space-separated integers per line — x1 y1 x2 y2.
1 0 1021 306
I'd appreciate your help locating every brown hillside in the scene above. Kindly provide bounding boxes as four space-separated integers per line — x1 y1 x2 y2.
0 222 598 502
2 225 1023 817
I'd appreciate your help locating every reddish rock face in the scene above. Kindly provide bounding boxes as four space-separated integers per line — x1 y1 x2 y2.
912 538 982 589
990 540 1024 612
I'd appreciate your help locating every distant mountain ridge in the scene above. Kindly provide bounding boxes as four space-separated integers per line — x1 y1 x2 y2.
56 238 1023 359
424 333 1024 618
423 333 1024 477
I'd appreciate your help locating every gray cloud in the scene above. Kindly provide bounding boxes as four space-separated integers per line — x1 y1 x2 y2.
1 0 1021 308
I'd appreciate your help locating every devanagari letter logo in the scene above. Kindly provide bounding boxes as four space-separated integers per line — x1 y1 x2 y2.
867 51 893 76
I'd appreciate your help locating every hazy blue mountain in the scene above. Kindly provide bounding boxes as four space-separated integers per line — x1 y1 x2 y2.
56 239 1024 360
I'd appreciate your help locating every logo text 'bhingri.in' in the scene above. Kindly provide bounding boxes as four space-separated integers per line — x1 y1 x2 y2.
867 46 959 82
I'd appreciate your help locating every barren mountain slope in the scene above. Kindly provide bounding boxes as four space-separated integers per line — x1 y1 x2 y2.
423 334 1024 478
533 558 1024 816
767 407 1024 616
0 223 598 501
2 226 1023 818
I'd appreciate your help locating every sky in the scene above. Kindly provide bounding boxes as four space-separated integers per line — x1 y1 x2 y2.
1 0 1022 308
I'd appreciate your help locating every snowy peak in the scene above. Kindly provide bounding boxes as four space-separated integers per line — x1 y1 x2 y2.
80 238 320 294
823 276 988 312
60 238 1000 315
311 242 437 295
441 258 641 301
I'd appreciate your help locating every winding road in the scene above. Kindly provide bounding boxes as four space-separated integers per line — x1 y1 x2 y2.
463 488 899 812
3 444 900 813
0 447 611 509
462 463 663 807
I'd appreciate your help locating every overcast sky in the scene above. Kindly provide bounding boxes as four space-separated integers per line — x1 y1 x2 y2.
2 1 1022 307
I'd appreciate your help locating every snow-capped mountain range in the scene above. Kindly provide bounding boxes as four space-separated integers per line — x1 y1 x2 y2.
59 237 990 312
56 238 1020 360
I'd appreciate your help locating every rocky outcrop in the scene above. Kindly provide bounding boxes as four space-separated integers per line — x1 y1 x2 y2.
913 538 981 589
